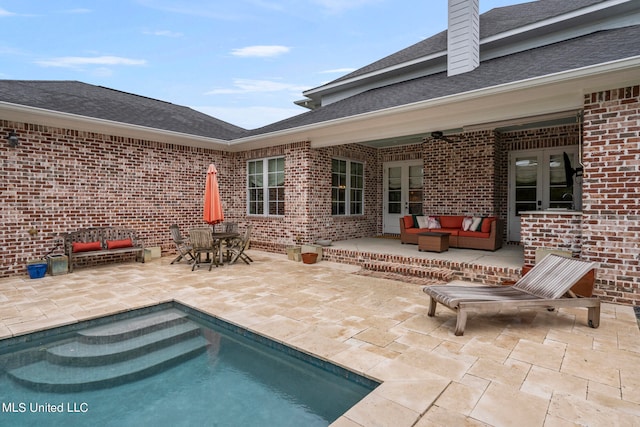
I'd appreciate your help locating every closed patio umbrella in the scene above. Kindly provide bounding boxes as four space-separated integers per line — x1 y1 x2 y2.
204 164 224 226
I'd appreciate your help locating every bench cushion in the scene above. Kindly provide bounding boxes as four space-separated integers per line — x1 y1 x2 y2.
73 241 102 252
106 238 133 249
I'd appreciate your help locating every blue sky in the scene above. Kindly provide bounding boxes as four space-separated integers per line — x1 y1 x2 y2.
1 0 521 129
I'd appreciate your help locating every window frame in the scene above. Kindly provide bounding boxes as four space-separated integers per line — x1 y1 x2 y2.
331 158 365 216
247 156 285 216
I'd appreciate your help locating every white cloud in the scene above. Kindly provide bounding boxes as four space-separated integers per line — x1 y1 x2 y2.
205 78 308 95
144 29 183 37
192 105 304 129
231 45 290 58
35 56 147 68
320 67 356 74
0 7 16 16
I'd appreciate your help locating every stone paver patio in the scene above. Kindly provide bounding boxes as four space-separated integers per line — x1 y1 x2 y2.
1 251 639 426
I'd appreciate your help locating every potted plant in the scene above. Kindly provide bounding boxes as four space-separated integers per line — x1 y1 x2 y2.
301 252 318 264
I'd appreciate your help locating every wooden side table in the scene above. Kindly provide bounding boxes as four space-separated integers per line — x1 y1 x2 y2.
418 232 450 253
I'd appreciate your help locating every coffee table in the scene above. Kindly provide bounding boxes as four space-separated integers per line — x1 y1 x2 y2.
418 232 451 253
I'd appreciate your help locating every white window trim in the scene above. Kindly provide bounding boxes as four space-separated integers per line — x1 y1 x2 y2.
247 156 285 217
332 158 365 216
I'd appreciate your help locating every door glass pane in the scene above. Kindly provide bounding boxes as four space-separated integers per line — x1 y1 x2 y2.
408 165 423 215
387 166 401 214
515 156 538 215
549 153 573 209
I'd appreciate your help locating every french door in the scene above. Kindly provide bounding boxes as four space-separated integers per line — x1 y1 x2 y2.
383 161 423 234
508 147 581 241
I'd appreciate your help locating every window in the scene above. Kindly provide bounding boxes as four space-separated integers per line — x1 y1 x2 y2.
332 159 364 215
248 157 284 215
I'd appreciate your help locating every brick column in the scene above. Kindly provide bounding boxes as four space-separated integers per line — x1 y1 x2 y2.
582 85 640 304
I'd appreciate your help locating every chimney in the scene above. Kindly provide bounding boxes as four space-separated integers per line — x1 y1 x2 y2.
447 0 480 76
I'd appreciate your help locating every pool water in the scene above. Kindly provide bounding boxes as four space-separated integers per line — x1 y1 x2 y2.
0 304 377 426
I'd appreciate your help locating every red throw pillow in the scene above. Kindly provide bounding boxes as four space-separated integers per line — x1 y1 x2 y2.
106 238 133 249
481 217 495 233
73 241 102 252
403 216 414 229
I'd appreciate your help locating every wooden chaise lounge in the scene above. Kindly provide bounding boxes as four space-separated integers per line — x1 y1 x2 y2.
423 254 600 336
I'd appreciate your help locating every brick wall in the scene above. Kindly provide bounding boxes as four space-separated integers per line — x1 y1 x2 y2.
231 141 381 253
0 120 228 276
582 85 640 304
423 131 498 216
520 212 583 263
0 119 384 276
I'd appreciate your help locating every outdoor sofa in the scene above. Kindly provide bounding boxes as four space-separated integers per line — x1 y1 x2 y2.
399 215 503 251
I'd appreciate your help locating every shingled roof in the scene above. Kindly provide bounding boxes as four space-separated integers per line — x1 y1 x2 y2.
0 80 247 140
246 24 640 136
325 0 609 85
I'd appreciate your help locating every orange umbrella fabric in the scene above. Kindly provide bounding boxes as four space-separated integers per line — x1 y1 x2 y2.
204 164 224 225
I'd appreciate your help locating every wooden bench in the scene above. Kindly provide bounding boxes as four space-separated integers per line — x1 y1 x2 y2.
63 227 145 272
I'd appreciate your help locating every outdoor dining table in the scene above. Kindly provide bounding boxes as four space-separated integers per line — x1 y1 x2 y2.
211 231 239 266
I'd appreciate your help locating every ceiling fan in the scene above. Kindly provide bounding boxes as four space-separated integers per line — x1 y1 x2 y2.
430 131 455 143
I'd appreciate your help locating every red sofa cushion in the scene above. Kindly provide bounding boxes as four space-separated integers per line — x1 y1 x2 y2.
403 216 414 229
481 217 496 233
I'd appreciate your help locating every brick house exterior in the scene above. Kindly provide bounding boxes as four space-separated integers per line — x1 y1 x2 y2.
1 1 639 304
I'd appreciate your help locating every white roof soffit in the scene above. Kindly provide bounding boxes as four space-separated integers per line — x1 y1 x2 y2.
0 101 230 149
229 56 640 150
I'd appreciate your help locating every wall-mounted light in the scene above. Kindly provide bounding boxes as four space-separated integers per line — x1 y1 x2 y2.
7 131 18 147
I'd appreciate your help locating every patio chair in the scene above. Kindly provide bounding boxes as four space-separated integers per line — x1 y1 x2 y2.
227 225 253 265
223 222 237 233
189 228 218 271
423 254 600 336
169 224 195 264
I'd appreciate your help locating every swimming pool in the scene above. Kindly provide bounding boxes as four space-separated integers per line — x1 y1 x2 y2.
0 303 378 426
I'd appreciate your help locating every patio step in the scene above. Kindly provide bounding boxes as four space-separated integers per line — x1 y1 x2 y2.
361 260 454 282
5 309 209 392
